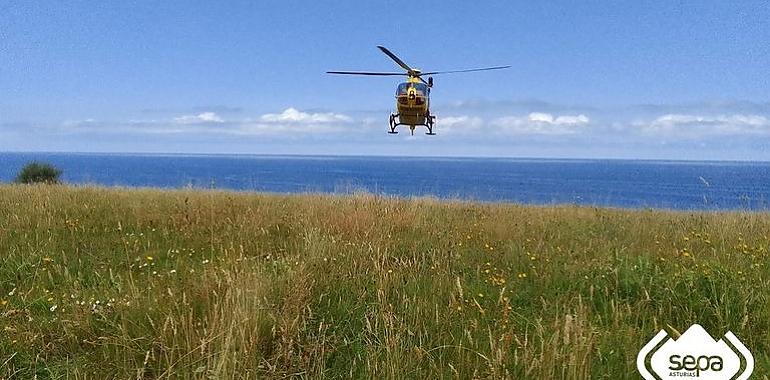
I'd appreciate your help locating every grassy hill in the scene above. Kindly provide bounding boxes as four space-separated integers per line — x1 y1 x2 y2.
0 185 768 379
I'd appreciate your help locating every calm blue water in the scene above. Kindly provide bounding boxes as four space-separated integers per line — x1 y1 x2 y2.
1 152 769 211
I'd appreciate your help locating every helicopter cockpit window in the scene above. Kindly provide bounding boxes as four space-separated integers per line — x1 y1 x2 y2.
396 83 410 95
396 82 429 96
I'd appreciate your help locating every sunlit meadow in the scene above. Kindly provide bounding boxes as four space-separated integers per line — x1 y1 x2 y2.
1 185 769 379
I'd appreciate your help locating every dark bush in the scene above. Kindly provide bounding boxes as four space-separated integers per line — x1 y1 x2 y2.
14 161 62 184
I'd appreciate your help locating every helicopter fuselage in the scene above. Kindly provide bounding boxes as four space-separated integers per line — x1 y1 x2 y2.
394 77 430 126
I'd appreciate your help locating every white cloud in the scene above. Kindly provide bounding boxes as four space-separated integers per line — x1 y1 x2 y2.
259 108 352 124
440 116 484 128
231 107 355 135
437 115 484 135
639 114 770 136
233 122 346 135
527 112 590 125
492 112 590 135
17 99 770 159
173 112 224 124
55 108 355 137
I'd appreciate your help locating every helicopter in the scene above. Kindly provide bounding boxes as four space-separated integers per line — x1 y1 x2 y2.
327 46 510 135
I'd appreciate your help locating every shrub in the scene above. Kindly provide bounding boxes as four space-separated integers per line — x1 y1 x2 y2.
14 161 62 184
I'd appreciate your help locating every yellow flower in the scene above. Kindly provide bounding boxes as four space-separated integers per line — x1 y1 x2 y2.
146 256 153 261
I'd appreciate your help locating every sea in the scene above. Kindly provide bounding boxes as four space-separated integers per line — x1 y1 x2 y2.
1 152 769 211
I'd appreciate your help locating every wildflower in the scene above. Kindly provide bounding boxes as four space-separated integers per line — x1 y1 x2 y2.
387 269 393 274
146 256 153 261
169 269 177 274
202 259 210 265
49 304 58 312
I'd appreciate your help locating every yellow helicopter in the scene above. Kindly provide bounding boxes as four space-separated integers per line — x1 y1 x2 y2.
328 46 510 135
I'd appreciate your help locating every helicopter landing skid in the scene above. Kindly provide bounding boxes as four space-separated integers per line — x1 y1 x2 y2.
388 113 437 136
388 113 399 134
425 114 436 135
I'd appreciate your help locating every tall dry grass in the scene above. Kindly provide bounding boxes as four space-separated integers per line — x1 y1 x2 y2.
0 184 769 379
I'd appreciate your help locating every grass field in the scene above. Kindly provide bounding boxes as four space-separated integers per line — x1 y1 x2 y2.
1 184 768 379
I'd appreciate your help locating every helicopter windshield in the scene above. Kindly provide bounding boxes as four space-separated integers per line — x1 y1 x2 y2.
396 82 430 96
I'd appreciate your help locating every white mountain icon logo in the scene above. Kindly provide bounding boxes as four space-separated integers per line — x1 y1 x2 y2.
637 324 753 380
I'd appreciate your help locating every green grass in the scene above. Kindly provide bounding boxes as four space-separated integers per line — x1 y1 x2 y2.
0 184 769 379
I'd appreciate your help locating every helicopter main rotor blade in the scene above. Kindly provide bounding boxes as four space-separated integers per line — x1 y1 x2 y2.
376 46 414 73
419 65 511 75
326 71 406 76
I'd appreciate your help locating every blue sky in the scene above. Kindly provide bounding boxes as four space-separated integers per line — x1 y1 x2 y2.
2 1 770 159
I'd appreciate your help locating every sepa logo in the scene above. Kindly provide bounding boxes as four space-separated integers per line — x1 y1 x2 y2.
637 324 753 379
